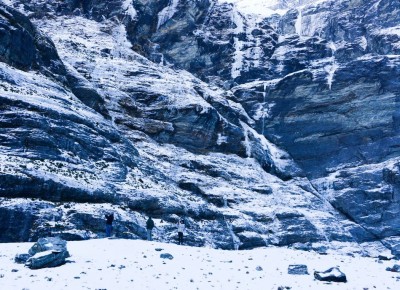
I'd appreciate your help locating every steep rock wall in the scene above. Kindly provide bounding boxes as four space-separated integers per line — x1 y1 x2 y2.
1 0 400 255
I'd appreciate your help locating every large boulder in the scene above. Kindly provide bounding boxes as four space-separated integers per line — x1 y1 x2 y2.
22 237 70 269
386 264 400 273
288 264 309 275
28 237 69 256
26 250 70 269
314 267 347 283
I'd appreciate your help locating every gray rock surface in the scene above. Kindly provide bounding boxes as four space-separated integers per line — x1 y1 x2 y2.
386 264 400 272
14 253 31 264
288 264 309 275
22 236 70 269
160 253 174 260
26 250 69 269
314 267 347 283
28 237 69 256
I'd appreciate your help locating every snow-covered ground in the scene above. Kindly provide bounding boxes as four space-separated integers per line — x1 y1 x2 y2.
0 238 399 289
219 0 329 18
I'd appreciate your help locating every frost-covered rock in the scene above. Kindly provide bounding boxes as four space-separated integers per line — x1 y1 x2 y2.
313 159 400 243
24 237 70 269
386 264 400 273
0 4 64 74
14 253 30 264
288 264 309 275
28 237 69 256
26 250 69 269
314 266 347 283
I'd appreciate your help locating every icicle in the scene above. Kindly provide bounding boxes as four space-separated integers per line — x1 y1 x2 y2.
230 6 245 79
225 217 241 250
326 42 338 90
263 83 267 99
160 53 164 65
231 37 244 79
240 121 252 158
217 133 228 145
295 8 302 36
261 83 267 135
223 195 228 208
327 63 338 90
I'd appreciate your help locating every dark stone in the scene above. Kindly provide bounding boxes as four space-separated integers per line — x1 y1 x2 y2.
288 264 309 275
14 253 31 264
0 5 38 70
160 253 174 260
314 267 347 283
386 264 400 272
328 162 400 240
378 254 393 261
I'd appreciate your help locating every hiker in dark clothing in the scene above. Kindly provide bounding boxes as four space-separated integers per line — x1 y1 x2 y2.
105 213 114 237
177 219 185 245
146 216 155 241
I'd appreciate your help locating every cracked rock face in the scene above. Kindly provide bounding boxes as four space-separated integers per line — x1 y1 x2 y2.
1 0 400 256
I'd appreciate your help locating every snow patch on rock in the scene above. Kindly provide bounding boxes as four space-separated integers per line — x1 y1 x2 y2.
157 0 180 30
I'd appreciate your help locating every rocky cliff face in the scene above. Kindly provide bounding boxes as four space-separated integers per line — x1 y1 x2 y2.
0 0 399 256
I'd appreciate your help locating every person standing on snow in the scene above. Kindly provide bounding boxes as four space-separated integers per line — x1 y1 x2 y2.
146 216 155 241
105 212 114 237
177 219 185 245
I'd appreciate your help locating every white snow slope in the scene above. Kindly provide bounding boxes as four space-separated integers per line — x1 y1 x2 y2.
0 238 399 290
219 0 329 18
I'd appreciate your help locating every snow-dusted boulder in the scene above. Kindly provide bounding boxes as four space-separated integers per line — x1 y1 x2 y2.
14 254 31 264
288 264 309 275
28 237 69 256
314 267 347 283
26 250 69 269
386 264 400 273
21 237 70 269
